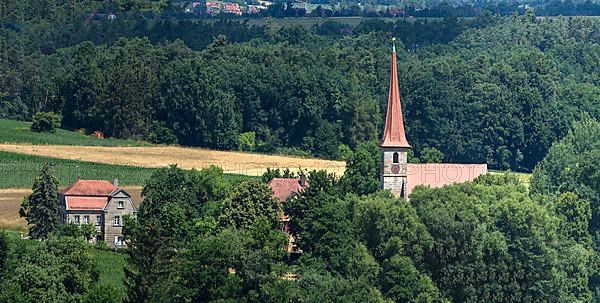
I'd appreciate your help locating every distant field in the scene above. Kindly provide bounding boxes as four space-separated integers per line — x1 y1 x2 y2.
0 151 158 188
0 144 346 177
0 150 256 188
0 119 150 147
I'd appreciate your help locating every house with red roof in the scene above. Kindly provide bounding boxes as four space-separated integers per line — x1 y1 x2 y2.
268 175 307 253
59 179 136 248
380 38 487 198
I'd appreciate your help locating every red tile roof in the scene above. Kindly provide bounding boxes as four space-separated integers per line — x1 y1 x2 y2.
406 163 488 197
268 178 307 202
381 44 410 148
60 180 116 196
65 196 108 211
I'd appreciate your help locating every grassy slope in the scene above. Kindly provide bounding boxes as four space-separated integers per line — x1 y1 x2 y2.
0 119 150 147
0 151 252 188
3 230 127 302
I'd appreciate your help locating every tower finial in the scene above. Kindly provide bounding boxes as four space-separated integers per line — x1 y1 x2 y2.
392 37 396 53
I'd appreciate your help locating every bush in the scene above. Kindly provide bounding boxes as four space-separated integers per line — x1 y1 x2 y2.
147 122 177 144
30 111 61 133
238 131 256 152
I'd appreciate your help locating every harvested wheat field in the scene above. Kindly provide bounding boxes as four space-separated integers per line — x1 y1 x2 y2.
0 186 143 229
0 144 346 176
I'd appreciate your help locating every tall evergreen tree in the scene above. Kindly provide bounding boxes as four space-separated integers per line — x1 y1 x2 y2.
0 231 8 272
24 163 60 240
123 218 175 303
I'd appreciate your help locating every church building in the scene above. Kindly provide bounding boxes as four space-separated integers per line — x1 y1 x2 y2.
380 39 487 198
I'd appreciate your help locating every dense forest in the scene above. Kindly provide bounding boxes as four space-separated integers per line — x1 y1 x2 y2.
1 1 600 172
2 117 600 302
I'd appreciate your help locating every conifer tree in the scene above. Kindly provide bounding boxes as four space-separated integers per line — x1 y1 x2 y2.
24 163 60 239
0 231 8 272
123 217 175 303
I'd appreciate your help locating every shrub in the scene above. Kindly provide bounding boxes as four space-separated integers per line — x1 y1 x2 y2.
147 122 177 144
238 131 256 152
30 111 61 133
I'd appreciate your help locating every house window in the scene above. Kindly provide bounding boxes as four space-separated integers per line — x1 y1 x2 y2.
96 215 102 225
114 216 121 226
83 215 89 225
74 215 80 225
114 236 123 247
393 152 399 163
117 201 124 209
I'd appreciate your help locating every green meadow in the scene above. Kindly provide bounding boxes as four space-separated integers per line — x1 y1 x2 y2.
0 119 150 147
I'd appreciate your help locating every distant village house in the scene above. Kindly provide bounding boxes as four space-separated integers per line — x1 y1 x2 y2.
268 174 307 253
59 179 136 248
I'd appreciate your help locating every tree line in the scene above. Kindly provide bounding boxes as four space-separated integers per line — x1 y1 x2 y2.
2 116 600 302
2 2 600 171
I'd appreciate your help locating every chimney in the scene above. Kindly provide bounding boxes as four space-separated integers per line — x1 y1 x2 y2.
299 173 306 187
113 178 119 187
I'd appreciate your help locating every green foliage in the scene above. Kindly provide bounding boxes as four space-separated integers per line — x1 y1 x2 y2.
83 284 120 303
123 218 175 303
1 10 600 171
337 143 354 161
57 223 96 242
352 192 432 263
260 167 297 183
381 254 446 303
147 122 178 144
532 117 600 240
0 231 7 272
410 179 594 302
531 117 600 297
0 151 155 189
238 131 256 152
139 165 235 241
284 170 340 252
24 163 60 239
30 111 61 133
219 180 281 229
419 147 444 163
0 236 99 303
176 226 286 302
79 223 97 242
340 141 380 196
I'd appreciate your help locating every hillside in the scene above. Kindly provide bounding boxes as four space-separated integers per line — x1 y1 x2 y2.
0 119 345 178
0 119 150 147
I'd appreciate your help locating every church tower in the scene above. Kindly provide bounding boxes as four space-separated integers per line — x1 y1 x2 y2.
380 38 411 199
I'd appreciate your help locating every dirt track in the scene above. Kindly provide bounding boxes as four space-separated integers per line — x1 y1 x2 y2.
0 144 345 176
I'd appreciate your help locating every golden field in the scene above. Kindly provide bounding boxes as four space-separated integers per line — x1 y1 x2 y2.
0 144 346 176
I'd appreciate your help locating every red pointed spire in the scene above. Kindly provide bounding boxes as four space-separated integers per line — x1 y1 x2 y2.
381 38 410 148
